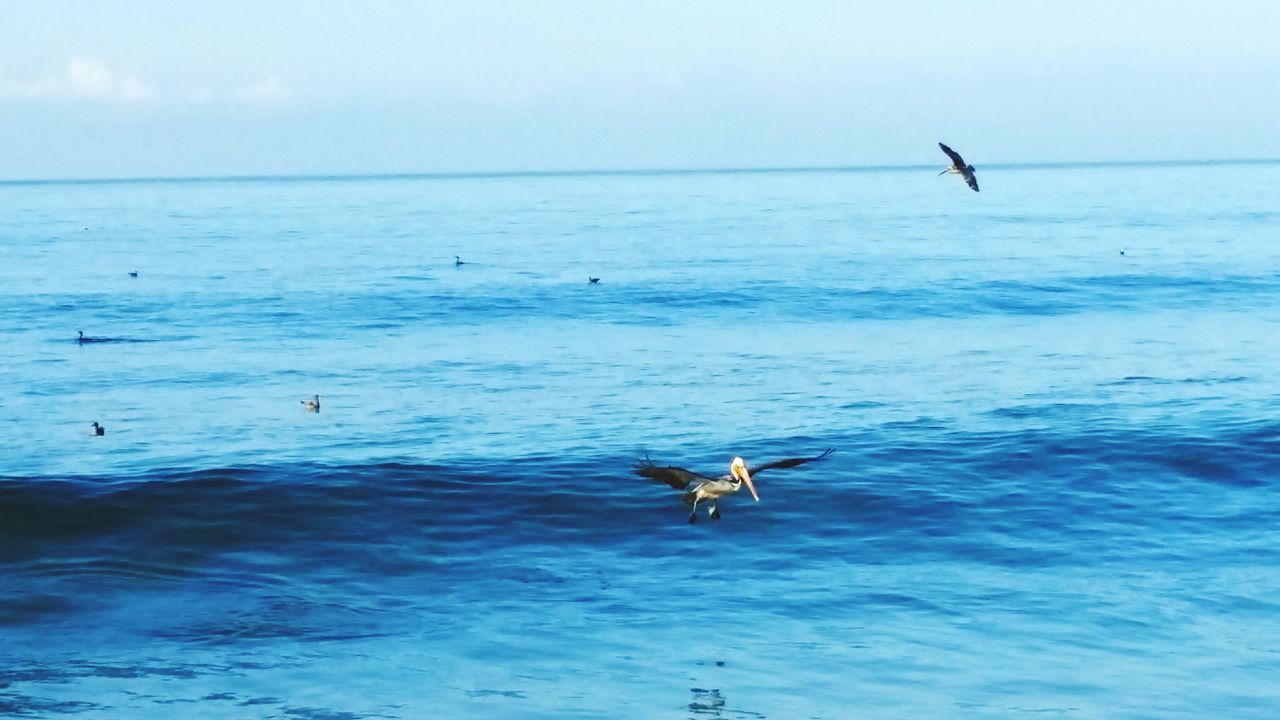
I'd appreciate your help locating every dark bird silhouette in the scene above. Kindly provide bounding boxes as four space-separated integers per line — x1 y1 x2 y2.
77 330 112 344
128 271 138 277
455 255 466 266
588 277 600 284
302 394 320 412
938 142 979 192
637 449 834 523
90 421 105 436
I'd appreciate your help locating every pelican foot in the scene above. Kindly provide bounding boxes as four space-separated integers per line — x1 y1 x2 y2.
688 513 698 525
710 507 721 520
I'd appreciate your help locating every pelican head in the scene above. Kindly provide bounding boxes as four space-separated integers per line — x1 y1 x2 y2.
729 457 759 501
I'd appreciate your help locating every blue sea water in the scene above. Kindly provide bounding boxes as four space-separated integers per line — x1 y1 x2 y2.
2 161 1279 718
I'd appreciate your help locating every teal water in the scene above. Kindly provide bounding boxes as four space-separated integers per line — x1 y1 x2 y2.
2 162 1279 718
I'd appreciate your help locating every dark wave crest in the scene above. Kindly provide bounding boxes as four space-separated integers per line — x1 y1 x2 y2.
4 419 1276 579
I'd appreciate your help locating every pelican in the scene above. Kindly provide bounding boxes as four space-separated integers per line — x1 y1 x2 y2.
588 277 600 284
938 142 979 192
301 394 320 412
90 421 105 436
637 449 834 523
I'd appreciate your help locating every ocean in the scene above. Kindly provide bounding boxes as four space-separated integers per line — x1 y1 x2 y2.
2 161 1279 718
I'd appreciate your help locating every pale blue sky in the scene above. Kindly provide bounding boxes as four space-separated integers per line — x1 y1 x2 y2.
2 1 1277 180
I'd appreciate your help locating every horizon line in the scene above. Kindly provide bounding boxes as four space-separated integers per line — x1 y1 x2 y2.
2 156 1278 188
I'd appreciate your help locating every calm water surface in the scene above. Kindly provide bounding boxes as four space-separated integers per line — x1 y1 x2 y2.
2 163 1279 718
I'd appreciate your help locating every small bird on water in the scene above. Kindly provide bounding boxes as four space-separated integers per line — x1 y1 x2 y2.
588 277 600 284
90 422 105 436
302 394 320 412
938 142 979 192
128 271 138 278
455 255 466 266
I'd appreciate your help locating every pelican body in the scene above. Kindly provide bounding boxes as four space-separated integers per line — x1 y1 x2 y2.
638 449 833 524
938 142 979 192
681 457 757 522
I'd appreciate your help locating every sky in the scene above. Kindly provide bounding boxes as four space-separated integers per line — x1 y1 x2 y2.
1 1 1278 180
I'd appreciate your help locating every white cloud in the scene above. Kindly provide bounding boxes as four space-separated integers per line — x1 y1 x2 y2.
117 76 154 102
232 76 290 103
0 58 294 106
66 57 116 98
0 57 156 102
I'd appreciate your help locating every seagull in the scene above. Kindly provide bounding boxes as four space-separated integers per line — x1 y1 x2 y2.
588 277 600 284
938 142 979 192
301 394 320 412
637 449 834 523
90 422 105 436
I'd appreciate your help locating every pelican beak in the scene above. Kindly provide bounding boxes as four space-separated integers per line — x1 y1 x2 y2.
731 458 759 502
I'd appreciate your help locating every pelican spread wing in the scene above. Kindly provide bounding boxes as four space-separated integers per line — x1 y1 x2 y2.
746 448 835 476
636 448 835 486
635 459 713 490
938 142 966 167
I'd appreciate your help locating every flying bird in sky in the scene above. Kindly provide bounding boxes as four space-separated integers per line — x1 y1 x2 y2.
938 142 979 192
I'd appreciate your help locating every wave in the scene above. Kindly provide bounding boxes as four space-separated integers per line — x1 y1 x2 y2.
3 419 1276 574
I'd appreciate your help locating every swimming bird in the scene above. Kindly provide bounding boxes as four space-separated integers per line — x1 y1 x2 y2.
77 330 111 344
90 421 105 436
455 255 466 266
128 271 138 278
938 142 979 192
302 394 320 412
588 277 600 284
637 449 834 523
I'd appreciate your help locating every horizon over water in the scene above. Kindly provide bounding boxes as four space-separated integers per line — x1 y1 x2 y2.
3 155 1279 188
2 160 1279 718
